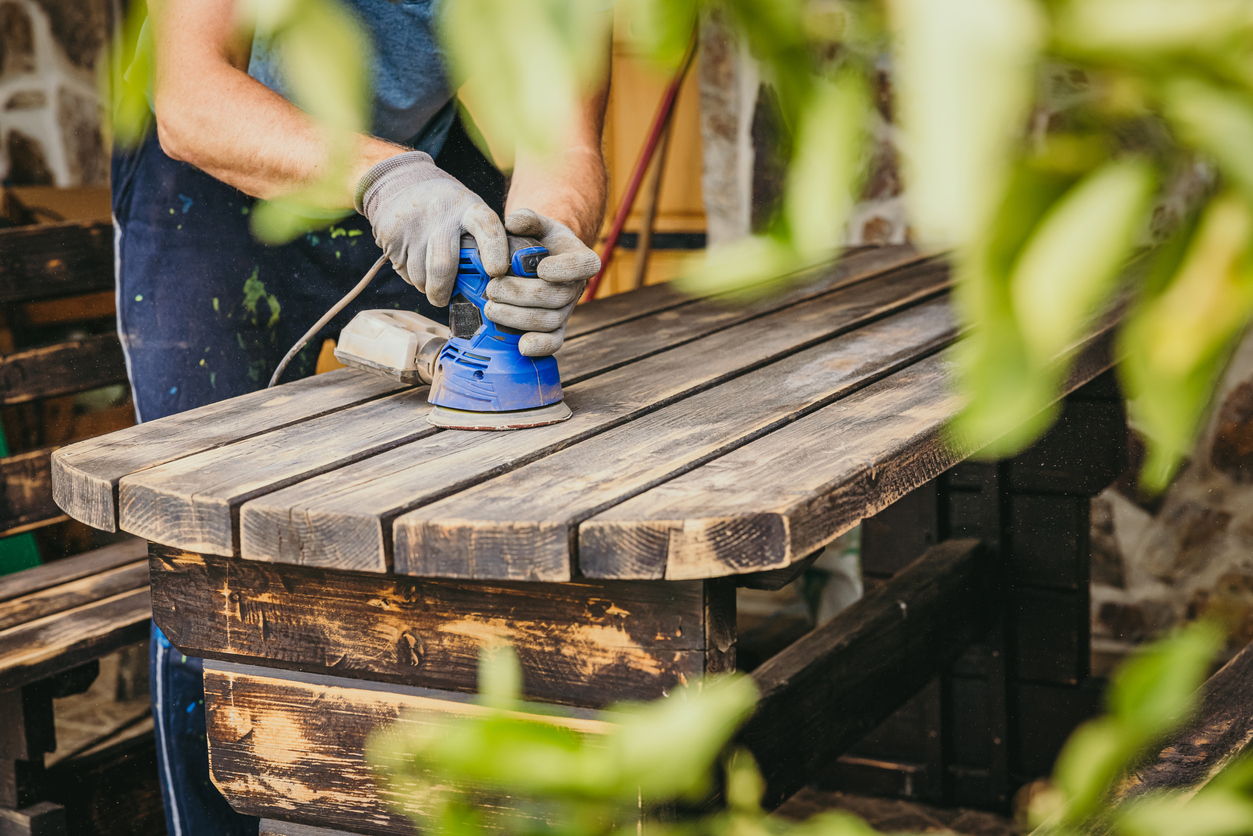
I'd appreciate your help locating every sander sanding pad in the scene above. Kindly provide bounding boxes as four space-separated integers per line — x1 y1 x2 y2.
428 401 572 431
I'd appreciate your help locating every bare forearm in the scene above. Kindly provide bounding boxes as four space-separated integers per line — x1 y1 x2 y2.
156 66 402 204
506 146 607 246
149 0 401 207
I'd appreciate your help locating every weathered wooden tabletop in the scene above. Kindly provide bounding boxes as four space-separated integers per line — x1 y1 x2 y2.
51 245 1113 583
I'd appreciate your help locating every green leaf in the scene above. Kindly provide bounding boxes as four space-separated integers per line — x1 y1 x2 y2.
619 0 699 69
1119 193 1253 488
887 0 1044 248
1163 78 1253 208
1053 718 1133 823
478 644 524 709
439 0 611 155
104 6 154 149
1055 0 1253 58
1010 159 1155 365
675 234 811 299
1118 790 1253 836
1107 621 1222 742
783 72 871 260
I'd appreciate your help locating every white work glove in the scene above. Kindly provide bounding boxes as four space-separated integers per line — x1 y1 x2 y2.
355 151 509 306
484 209 601 357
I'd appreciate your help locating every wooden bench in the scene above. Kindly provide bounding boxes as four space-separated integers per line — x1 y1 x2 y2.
0 219 152 836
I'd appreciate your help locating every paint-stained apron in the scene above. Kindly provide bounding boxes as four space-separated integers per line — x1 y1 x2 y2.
112 115 504 422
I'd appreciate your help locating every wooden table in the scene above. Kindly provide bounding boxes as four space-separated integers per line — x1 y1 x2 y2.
50 246 1127 833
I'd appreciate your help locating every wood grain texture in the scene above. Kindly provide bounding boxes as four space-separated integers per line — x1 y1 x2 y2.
393 299 956 581
1 447 60 535
119 388 438 555
239 262 949 572
0 538 145 603
0 221 113 304
0 335 128 407
52 247 921 540
52 368 407 532
560 244 889 341
1118 639 1253 802
150 545 708 707
741 538 990 807
581 320 1118 581
0 560 147 632
204 662 610 836
0 588 150 691
556 247 930 383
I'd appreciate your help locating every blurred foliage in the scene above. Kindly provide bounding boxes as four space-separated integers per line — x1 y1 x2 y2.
371 626 1250 836
103 0 1253 486
444 0 1253 491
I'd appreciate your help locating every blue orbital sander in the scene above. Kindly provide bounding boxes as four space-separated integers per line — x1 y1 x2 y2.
331 234 573 431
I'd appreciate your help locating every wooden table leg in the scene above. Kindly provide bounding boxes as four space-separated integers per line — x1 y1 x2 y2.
828 372 1126 811
0 686 66 836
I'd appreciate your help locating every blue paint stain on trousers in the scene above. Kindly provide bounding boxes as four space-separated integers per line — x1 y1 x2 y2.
115 117 504 834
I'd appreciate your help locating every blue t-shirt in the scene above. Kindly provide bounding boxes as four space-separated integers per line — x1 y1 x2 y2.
248 0 456 157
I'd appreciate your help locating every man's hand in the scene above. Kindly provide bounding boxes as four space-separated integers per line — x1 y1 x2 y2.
483 209 601 357
356 151 509 307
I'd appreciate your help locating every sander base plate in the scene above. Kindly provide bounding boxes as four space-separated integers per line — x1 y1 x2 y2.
428 401 572 431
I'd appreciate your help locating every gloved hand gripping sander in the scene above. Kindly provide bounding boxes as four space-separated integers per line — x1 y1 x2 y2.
333 234 572 430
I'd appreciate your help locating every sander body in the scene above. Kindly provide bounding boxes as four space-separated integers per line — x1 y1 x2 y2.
334 234 572 431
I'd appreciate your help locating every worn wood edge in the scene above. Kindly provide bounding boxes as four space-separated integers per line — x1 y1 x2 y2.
0 587 152 691
51 368 407 533
117 388 440 557
0 537 146 603
584 312 1119 581
0 333 127 406
0 560 148 632
51 447 118 531
1116 640 1253 803
150 545 707 706
2 445 62 534
203 662 612 834
0 220 114 304
739 538 989 807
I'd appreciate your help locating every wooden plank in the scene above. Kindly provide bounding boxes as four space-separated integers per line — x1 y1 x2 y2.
1 448 58 535
581 319 1118 581
392 299 956 581
238 262 949 572
0 561 147 632
119 255 944 559
0 221 113 304
118 387 437 554
52 247 923 537
1117 639 1253 802
0 335 128 406
149 544 707 707
557 247 930 383
0 588 150 691
51 368 408 532
203 662 611 836
261 821 359 836
0 538 145 604
561 244 885 340
739 539 990 807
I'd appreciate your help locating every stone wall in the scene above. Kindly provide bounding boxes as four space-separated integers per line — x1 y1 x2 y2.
697 14 907 248
1093 333 1253 658
0 0 113 186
